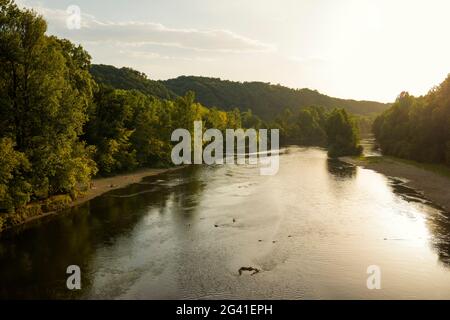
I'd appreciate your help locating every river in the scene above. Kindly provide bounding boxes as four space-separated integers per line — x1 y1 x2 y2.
1 146 450 299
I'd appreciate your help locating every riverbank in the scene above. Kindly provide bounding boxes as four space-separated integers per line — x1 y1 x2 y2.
0 166 186 234
341 156 450 211
71 166 186 207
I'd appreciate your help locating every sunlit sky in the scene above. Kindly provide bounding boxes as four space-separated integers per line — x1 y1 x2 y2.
17 0 450 102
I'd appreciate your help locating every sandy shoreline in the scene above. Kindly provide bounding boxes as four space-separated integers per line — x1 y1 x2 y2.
71 166 186 207
1 166 186 233
341 156 450 212
4 155 450 234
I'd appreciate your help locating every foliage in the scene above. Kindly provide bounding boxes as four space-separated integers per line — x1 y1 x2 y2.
162 76 390 120
325 109 362 157
0 0 366 217
84 86 245 174
373 75 450 166
0 0 97 211
90 65 390 121
0 138 30 212
355 114 377 136
269 106 362 156
90 64 175 99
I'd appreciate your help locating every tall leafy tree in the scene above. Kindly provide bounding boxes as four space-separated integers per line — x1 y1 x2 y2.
0 0 97 209
325 108 362 157
373 75 450 166
0 138 30 211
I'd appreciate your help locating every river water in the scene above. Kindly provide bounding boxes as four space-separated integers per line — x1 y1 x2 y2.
1 146 450 299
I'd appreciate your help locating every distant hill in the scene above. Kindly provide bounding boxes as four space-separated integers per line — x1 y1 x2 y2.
163 76 390 120
90 64 390 120
90 64 175 99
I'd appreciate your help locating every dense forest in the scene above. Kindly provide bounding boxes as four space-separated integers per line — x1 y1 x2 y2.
0 0 361 229
90 64 176 100
163 76 389 119
373 76 450 167
91 64 390 120
268 105 361 157
91 64 378 137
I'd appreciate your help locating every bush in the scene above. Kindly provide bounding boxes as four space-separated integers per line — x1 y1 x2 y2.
42 195 72 212
0 203 43 232
325 109 362 157
0 138 31 212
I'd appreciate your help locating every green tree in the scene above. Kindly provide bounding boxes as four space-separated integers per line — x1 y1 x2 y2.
85 87 139 174
325 108 362 157
373 75 450 166
131 96 174 166
297 106 327 146
0 138 30 212
0 0 97 204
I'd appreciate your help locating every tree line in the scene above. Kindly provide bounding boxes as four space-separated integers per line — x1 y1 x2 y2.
91 65 390 121
0 0 361 219
272 106 362 157
373 75 450 166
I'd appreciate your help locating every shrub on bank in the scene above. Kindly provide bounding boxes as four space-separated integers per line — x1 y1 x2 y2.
0 195 72 233
42 195 72 213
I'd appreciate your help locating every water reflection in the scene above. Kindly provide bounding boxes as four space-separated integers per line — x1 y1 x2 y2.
360 136 382 157
428 212 450 266
383 177 450 266
1 147 450 299
0 167 206 299
326 159 357 179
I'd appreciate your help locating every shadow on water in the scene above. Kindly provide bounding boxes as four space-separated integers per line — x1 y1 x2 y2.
1 149 450 298
0 166 204 299
387 177 450 267
326 158 357 179
428 213 450 267
388 177 444 211
326 157 450 269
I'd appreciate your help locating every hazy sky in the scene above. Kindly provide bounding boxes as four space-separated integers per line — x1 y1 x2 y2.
17 0 450 102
